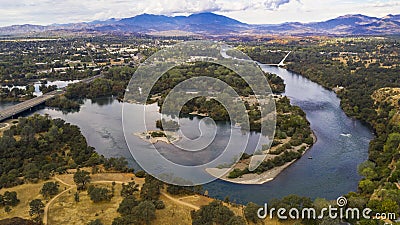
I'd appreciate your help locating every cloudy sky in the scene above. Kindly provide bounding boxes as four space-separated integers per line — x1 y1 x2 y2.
0 0 399 26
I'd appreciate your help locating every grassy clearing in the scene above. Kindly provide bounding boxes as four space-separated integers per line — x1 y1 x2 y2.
0 179 67 220
48 184 123 225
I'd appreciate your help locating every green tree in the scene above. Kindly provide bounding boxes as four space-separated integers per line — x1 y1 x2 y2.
117 195 139 216
244 202 262 223
191 200 235 225
140 175 163 201
74 170 91 190
74 192 80 202
29 199 45 222
133 201 156 225
40 182 59 198
227 216 246 225
87 185 113 203
359 179 376 194
3 191 20 207
358 161 378 180
135 170 146 178
121 181 139 197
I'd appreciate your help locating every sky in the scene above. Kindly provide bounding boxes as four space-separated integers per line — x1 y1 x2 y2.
0 0 399 26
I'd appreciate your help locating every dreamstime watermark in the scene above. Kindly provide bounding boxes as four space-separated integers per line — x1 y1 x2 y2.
122 41 276 186
257 196 397 221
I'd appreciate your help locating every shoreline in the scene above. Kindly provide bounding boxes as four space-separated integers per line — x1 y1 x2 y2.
134 130 181 144
207 131 317 185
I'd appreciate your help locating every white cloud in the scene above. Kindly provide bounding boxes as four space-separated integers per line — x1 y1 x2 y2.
0 0 399 26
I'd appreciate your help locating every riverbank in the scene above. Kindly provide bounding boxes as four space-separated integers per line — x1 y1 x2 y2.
206 132 317 184
134 130 181 144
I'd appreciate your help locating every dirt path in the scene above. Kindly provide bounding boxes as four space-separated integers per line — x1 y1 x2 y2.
43 186 75 225
44 176 200 224
54 176 74 187
161 192 200 210
43 178 130 224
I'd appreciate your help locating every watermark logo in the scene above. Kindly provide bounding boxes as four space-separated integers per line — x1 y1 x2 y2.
257 196 397 221
122 41 276 186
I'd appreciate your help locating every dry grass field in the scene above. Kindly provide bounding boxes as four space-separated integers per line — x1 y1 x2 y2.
0 173 291 225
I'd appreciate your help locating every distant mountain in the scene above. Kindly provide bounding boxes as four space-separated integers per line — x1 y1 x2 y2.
1 13 400 37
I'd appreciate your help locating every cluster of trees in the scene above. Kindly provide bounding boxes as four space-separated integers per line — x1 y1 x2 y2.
228 150 302 179
274 97 314 146
65 66 135 100
191 200 246 225
0 191 20 213
0 114 101 188
155 119 179 131
228 96 313 178
29 199 45 223
45 95 81 112
48 66 136 111
0 85 35 102
166 184 203 196
39 84 57 94
112 175 165 225
87 185 114 203
40 182 59 198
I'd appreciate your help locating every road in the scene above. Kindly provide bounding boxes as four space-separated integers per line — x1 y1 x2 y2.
0 74 103 122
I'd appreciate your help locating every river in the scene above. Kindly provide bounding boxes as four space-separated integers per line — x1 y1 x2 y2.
1 66 373 205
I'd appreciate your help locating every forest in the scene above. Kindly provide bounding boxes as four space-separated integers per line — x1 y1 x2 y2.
0 114 129 189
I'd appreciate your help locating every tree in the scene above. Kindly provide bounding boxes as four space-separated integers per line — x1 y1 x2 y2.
358 161 378 180
87 185 113 203
121 181 139 197
74 170 91 190
191 201 235 225
244 202 262 223
74 192 80 202
112 215 137 225
2 191 20 207
227 216 246 225
133 201 156 225
29 199 45 222
153 200 165 210
359 179 376 194
40 182 59 198
135 170 146 178
140 175 163 201
117 195 139 216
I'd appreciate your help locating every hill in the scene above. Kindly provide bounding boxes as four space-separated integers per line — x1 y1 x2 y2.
1 13 400 36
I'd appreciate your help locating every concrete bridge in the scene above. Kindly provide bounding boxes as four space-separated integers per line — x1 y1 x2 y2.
0 74 103 122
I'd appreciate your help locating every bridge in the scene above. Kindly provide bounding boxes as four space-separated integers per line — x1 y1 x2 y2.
0 74 103 122
266 51 292 67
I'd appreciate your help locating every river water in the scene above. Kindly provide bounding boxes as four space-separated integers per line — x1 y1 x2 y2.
1 66 373 204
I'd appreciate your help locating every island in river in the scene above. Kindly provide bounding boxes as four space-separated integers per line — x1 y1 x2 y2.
206 131 316 184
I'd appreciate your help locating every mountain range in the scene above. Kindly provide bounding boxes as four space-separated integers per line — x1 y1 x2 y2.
1 12 400 37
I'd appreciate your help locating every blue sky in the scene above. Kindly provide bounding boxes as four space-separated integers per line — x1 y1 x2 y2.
0 0 399 26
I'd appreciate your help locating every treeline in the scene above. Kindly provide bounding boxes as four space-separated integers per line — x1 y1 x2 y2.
0 114 129 189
